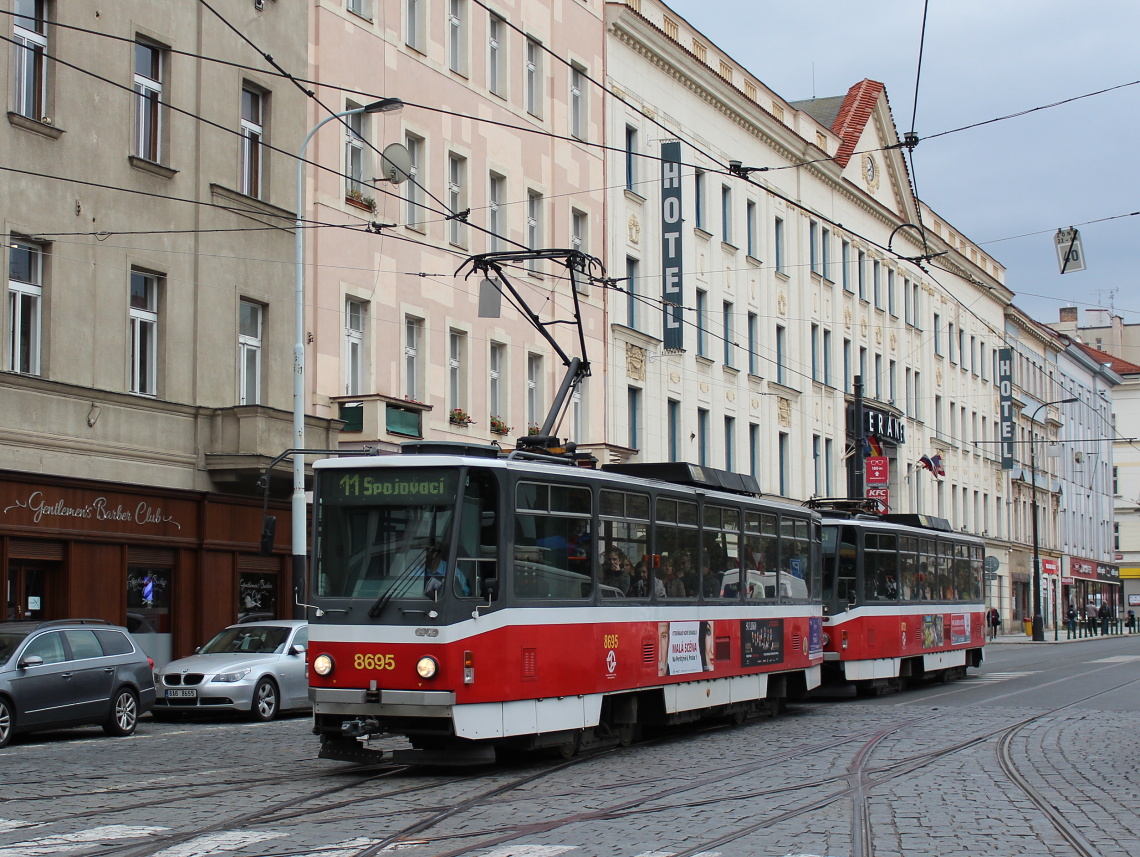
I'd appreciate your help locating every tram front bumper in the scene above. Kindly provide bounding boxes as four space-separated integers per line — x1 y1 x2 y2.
311 687 456 718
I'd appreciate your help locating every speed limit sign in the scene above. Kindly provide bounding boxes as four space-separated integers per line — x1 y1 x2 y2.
1054 228 1086 274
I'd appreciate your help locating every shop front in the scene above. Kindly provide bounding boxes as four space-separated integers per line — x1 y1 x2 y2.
1 470 291 667
1066 556 1120 617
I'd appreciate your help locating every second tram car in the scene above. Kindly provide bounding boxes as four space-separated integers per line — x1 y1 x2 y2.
815 501 986 694
306 443 824 763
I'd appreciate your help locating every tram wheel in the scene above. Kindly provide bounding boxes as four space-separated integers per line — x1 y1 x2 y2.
557 731 581 759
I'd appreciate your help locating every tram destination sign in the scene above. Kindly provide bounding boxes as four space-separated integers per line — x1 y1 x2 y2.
323 469 458 505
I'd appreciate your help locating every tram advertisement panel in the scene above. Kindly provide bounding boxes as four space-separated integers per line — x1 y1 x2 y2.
922 614 944 648
949 613 970 644
658 621 716 676
808 617 823 658
741 618 784 667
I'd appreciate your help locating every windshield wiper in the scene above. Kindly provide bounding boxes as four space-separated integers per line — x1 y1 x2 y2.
367 562 427 618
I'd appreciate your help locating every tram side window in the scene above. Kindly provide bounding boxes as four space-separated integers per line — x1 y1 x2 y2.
779 517 810 600
809 520 822 600
454 469 498 599
937 541 953 600
969 545 984 601
917 538 936 600
954 544 972 601
514 481 593 600
742 512 780 602
863 532 899 602
701 505 740 600
655 498 699 599
899 536 918 600
599 489 650 598
836 525 857 604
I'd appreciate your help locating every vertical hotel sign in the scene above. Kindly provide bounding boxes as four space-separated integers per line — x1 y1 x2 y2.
660 141 684 350
998 347 1014 469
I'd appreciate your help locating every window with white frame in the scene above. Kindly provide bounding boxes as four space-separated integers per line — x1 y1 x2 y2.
696 289 707 357
809 220 819 274
721 185 732 244
449 330 466 412
406 0 425 51
12 0 47 122
7 238 43 375
857 250 866 300
526 191 542 271
747 312 757 375
749 423 759 478
129 270 159 396
694 170 706 230
448 0 466 75
625 126 637 191
628 387 640 450
488 172 504 251
821 227 831 279
448 153 467 246
404 133 423 228
842 240 851 291
724 416 735 472
668 400 681 462
488 15 504 97
133 42 163 162
746 200 757 257
723 301 733 366
345 106 368 199
774 216 784 273
570 379 584 443
626 256 638 329
525 38 542 118
570 64 586 139
527 353 543 428
405 316 423 401
344 299 365 395
238 300 263 404
697 408 709 466
489 341 505 418
776 325 787 385
571 209 586 254
347 0 371 19
239 86 264 199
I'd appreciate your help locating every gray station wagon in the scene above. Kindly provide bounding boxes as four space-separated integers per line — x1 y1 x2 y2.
0 619 156 749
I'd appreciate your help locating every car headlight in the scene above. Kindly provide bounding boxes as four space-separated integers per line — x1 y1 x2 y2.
211 668 251 683
416 656 439 679
312 654 334 676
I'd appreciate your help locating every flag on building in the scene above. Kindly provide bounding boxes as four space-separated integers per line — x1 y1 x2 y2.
866 435 883 457
918 454 944 479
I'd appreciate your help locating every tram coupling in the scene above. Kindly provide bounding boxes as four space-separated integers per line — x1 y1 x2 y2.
340 717 381 739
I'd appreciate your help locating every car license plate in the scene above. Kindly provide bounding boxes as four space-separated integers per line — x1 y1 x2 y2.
166 689 197 699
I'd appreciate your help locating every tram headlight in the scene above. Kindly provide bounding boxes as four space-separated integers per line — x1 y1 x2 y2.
313 654 335 677
416 655 439 679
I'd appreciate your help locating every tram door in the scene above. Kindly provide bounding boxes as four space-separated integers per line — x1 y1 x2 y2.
5 561 56 622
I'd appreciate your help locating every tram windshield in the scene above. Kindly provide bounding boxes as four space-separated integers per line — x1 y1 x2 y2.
314 468 459 601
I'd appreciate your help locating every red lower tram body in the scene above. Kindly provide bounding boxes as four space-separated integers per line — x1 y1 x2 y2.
822 605 985 692
310 606 823 763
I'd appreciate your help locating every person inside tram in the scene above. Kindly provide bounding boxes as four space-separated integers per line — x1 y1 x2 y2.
419 545 449 596
602 549 631 594
676 552 697 595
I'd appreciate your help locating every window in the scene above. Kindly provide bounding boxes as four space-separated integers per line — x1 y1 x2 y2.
527 353 543 428
404 133 423 228
948 322 956 363
449 330 466 412
724 416 735 471
889 359 897 404
488 172 504 251
570 64 586 139
696 290 707 357
697 408 709 466
809 220 819 274
406 0 424 51
749 423 759 478
859 346 867 387
905 368 913 414
488 15 504 96
1113 465 1120 496
489 341 504 418
129 270 159 396
345 106 367 199
405 316 422 401
857 250 866 300
570 379 584 442
970 336 978 374
239 87 264 199
842 241 852 292
347 0 370 18
747 312 758 375
448 0 466 75
624 126 637 191
133 42 163 162
813 435 821 496
628 387 641 450
874 353 882 400
7 238 43 375
774 217 784 273
448 153 467 246
959 328 966 369
721 185 732 244
825 438 834 495
904 276 912 323
914 371 922 420
746 200 757 258
694 170 706 230
526 191 542 270
911 281 920 328
888 269 897 316
822 329 832 387
778 432 789 496
239 300 263 404
668 399 680 462
571 209 587 255
12 0 47 121
525 38 542 118
933 313 942 355
810 323 820 382
843 339 851 393
723 301 733 366
821 227 831 280
344 299 365 396
873 260 881 308
776 325 786 385
626 257 639 328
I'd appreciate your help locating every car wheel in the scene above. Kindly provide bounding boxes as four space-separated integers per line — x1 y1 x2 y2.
103 688 139 737
251 677 279 722
0 697 14 749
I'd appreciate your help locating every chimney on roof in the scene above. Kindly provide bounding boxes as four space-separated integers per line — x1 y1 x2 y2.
1059 307 1078 323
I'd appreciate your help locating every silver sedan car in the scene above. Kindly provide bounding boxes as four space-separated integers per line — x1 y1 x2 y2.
152 621 308 721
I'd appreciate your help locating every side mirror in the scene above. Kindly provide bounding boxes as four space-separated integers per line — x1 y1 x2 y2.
482 578 498 603
18 655 44 669
290 644 307 656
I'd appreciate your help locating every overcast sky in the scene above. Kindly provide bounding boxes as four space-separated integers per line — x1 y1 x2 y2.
664 1 1140 327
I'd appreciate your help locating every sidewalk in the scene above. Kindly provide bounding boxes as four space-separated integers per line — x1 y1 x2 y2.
989 629 1140 645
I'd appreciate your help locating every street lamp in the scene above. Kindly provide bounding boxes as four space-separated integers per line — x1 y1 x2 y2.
1029 396 1078 641
292 98 403 610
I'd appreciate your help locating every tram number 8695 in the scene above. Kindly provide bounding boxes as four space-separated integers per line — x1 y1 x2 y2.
354 653 396 670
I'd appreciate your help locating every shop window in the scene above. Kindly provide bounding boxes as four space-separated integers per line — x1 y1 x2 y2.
127 566 171 634
239 571 279 622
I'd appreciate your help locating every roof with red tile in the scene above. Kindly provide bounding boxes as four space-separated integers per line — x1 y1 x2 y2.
830 79 885 168
1073 339 1140 375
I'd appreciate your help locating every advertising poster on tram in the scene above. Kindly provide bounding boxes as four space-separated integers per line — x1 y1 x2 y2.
922 614 944 648
741 618 784 667
808 616 823 658
659 621 714 676
949 613 970 644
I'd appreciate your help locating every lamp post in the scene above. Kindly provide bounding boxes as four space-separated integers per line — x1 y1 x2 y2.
292 98 402 612
1029 396 1077 641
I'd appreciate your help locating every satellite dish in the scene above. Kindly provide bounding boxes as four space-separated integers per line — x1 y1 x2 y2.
378 143 413 185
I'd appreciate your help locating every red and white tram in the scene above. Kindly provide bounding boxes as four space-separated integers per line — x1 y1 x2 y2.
815 501 986 694
306 443 824 763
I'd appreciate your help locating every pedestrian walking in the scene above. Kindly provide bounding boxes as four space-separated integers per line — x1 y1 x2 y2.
1066 604 1078 638
1097 600 1111 636
1127 610 1136 634
987 607 1001 640
1086 602 1098 636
